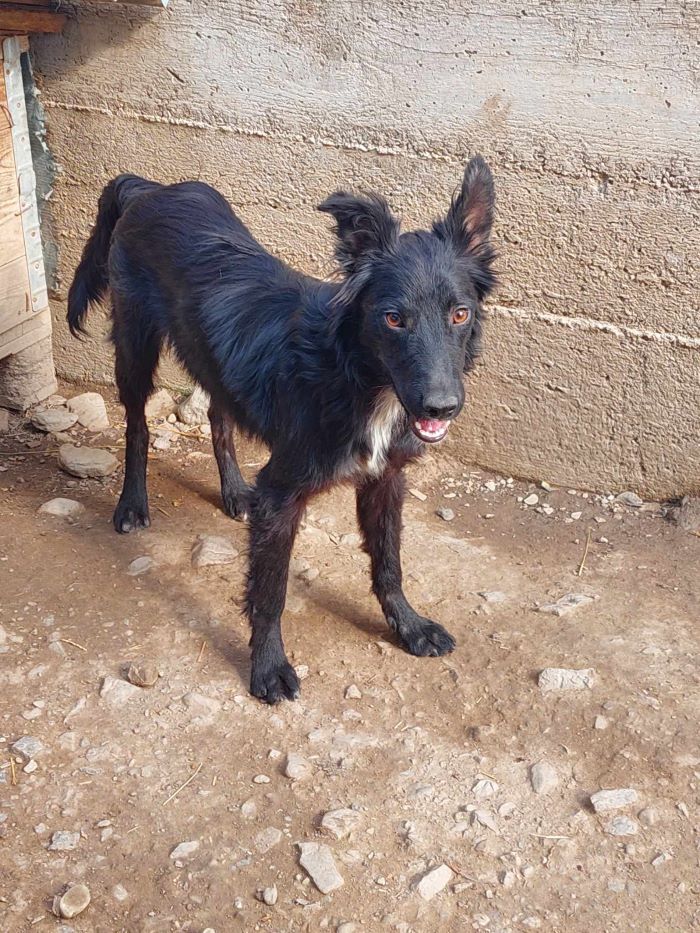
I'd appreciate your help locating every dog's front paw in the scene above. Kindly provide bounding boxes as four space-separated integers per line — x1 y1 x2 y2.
399 618 456 657
113 497 150 534
221 484 253 522
250 656 301 704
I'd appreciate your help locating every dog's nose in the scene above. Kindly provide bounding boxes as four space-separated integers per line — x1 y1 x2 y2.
422 395 459 420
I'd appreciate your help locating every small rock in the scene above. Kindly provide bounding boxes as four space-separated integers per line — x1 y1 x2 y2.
590 788 638 813
538 593 594 616
415 863 453 901
479 590 506 604
673 496 700 533
337 925 356 933
616 491 643 508
49 831 80 851
152 434 171 451
321 808 363 840
524 493 539 506
345 684 362 700
178 386 210 425
112 884 128 902
56 883 90 919
126 661 159 688
651 852 672 867
409 488 427 501
126 556 154 576
58 444 118 479
339 532 361 547
436 507 455 521
11 735 44 759
606 816 638 836
299 566 320 583
39 498 84 519
284 752 311 780
183 692 221 722
594 715 609 730
191 535 238 568
499 869 517 889
295 664 310 680
530 760 559 795
298 842 344 893
539 668 596 691
23 759 38 773
32 408 78 433
472 778 499 798
262 884 278 906
570 510 582 520
145 388 176 419
255 827 282 853
253 773 271 784
170 840 199 860
638 807 658 827
100 675 141 707
66 392 109 431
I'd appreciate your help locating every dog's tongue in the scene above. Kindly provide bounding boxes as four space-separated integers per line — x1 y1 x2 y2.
417 419 448 433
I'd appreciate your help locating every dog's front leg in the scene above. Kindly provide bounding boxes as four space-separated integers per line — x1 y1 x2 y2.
246 481 307 703
356 468 456 657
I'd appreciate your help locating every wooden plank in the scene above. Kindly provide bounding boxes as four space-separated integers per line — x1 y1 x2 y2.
0 9 66 35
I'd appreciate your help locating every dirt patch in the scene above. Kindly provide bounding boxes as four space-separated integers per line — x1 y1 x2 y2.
1 387 698 932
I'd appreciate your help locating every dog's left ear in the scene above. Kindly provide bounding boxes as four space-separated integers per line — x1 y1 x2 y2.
318 191 400 276
435 155 495 280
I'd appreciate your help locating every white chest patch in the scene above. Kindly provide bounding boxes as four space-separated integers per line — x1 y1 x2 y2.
363 388 405 478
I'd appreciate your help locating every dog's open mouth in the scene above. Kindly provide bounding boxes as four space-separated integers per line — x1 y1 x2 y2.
412 418 451 443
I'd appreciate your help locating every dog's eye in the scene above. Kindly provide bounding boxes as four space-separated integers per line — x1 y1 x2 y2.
385 312 404 329
452 307 471 325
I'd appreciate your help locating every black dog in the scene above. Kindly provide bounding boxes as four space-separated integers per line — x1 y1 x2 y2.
68 157 496 703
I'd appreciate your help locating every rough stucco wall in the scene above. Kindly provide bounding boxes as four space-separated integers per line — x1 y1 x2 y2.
30 0 700 497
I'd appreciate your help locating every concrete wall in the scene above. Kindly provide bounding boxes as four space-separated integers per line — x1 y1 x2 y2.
30 0 699 497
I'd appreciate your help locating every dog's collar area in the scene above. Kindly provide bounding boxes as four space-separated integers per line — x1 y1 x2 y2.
412 419 451 443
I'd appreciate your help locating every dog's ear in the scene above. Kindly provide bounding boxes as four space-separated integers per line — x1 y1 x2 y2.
318 191 399 275
434 155 495 271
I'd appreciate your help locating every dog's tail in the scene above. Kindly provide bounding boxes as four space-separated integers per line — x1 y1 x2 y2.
67 174 158 337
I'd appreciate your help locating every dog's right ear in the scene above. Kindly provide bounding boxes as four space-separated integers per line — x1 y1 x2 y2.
318 191 399 275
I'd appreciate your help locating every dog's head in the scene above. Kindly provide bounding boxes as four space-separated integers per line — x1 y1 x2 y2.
319 155 496 443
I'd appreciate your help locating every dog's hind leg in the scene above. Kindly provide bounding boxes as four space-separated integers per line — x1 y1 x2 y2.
112 295 161 534
208 403 253 520
356 467 456 657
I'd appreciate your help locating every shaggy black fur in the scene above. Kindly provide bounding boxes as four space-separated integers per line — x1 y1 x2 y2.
67 158 496 702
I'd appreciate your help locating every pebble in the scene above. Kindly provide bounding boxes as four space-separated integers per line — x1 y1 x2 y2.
409 488 427 501
126 555 154 576
606 816 638 836
100 675 141 707
126 660 159 688
337 924 356 933
32 408 78 433
48 831 80 851
638 807 658 826
39 498 84 519
651 852 672 867
345 684 362 700
674 496 700 533
177 386 210 425
298 842 344 893
253 773 271 784
500 869 517 889
170 840 200 860
11 735 44 759
479 590 506 604
594 715 609 730
262 884 278 906
524 494 539 506
55 883 90 919
58 444 118 479
472 778 498 798
255 827 282 853
284 752 311 780
112 884 128 902
145 388 176 419
436 507 455 521
538 593 594 616
321 808 363 840
191 535 238 567
539 668 596 691
415 863 453 901
339 532 361 547
616 491 643 508
67 392 109 431
183 692 221 722
152 434 171 451
530 760 559 795
590 788 638 813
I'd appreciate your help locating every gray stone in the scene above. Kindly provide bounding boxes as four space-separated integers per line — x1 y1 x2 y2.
255 827 282 853
298 842 344 894
262 884 278 906
479 590 507 604
191 535 238 567
183 692 221 723
345 684 362 700
436 506 455 521
11 735 45 759
339 532 361 547
126 556 154 576
48 831 80 851
590 788 638 812
415 863 453 900
66 392 109 431
606 816 638 836
539 668 596 691
126 661 159 688
674 496 700 533
594 715 609 730
638 807 658 826
39 498 84 519
145 388 177 419
284 752 311 780
538 593 594 616
100 675 141 707
58 444 118 479
170 840 200 860
321 808 363 840
32 407 78 433
56 884 90 919
178 386 210 425
530 760 559 795
616 491 643 508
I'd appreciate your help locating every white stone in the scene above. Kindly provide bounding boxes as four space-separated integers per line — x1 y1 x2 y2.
32 407 78 433
145 388 177 419
39 497 85 519
183 692 221 722
170 840 200 860
126 556 154 576
112 884 129 902
298 842 344 893
321 808 363 840
590 788 638 812
530 760 559 795
345 684 362 700
472 778 499 798
616 491 643 508
178 386 210 425
538 593 594 616
284 752 311 780
58 444 118 479
191 535 238 567
100 675 141 707
479 590 507 603
255 827 282 853
262 884 278 906
56 883 90 919
409 488 427 501
606 816 638 836
67 392 109 431
49 831 80 851
415 864 453 900
539 667 596 691
524 493 539 506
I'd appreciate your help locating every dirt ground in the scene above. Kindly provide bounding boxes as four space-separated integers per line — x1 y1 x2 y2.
1 385 698 933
